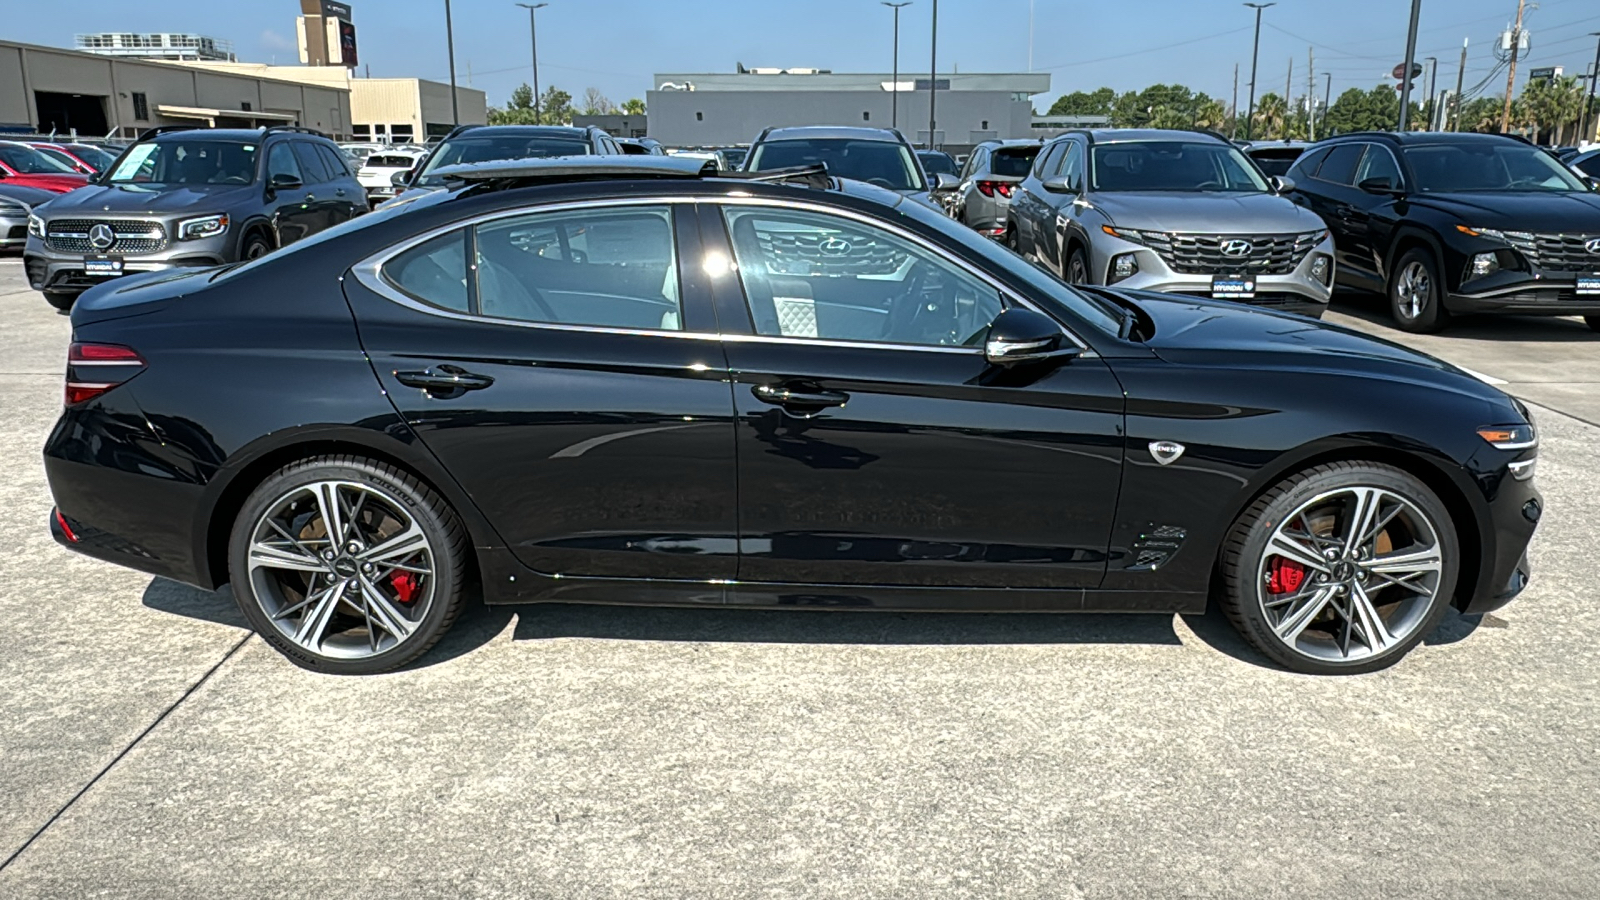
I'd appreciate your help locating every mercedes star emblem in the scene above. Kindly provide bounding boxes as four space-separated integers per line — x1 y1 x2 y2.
88 223 116 251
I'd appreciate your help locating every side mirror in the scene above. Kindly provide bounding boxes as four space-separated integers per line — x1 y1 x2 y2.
390 169 412 188
1269 175 1296 194
984 307 1078 366
1041 175 1078 194
270 172 303 190
1584 175 1600 192
930 172 960 193
1358 176 1402 196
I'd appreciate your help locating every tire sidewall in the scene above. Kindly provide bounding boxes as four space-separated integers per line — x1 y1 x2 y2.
1226 464 1460 675
240 233 273 261
1066 247 1088 284
1388 247 1446 333
227 459 462 675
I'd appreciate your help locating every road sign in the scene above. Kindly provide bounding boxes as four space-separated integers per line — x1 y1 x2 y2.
1392 62 1424 80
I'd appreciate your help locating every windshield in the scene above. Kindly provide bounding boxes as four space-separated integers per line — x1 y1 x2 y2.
68 145 119 170
990 148 1039 177
0 144 78 175
720 147 747 167
919 152 958 176
749 138 925 191
105 140 259 185
1404 143 1588 193
415 135 591 187
36 147 87 172
1092 141 1269 192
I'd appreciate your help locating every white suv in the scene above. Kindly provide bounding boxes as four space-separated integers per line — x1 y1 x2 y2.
357 149 426 206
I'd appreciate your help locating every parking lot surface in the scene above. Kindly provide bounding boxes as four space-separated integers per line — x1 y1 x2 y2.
2 260 1598 898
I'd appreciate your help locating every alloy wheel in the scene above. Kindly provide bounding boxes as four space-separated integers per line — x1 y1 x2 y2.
1395 260 1430 320
1255 486 1443 663
246 480 435 660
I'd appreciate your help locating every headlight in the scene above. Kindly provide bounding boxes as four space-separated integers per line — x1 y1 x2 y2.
1100 224 1168 245
1310 254 1332 285
1109 252 1139 283
28 213 44 238
177 214 229 241
1457 225 1534 247
1477 424 1537 450
1469 252 1499 278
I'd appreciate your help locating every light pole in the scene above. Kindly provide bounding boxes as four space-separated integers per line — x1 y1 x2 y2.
1424 56 1437 130
1396 0 1421 131
1243 3 1275 141
927 0 939 150
1583 33 1600 145
515 3 549 124
444 0 459 126
883 2 911 131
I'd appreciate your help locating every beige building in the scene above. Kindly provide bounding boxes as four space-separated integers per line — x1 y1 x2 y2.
174 62 486 143
0 39 352 139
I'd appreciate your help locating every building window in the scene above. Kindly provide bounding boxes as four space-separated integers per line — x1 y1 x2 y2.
863 111 870 121
981 120 988 130
132 92 149 121
695 112 703 121
391 124 414 141
352 124 371 138
241 101 252 112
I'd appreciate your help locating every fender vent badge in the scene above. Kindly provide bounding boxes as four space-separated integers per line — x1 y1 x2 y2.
1149 441 1186 466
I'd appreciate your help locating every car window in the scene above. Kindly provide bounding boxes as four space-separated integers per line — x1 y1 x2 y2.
721 206 1003 348
316 143 353 179
1315 144 1365 185
1403 142 1588 192
748 138 925 191
104 140 257 185
381 229 469 312
1059 142 1083 189
1353 145 1403 187
1033 142 1065 179
991 146 1039 178
1287 146 1330 182
267 143 304 184
1091 141 1268 192
1578 154 1600 178
0 144 77 174
291 142 332 184
475 205 682 330
414 134 593 187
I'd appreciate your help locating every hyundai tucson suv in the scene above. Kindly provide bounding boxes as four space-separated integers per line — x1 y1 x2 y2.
44 156 1539 677
1288 132 1600 332
949 139 1042 238
743 126 955 208
1009 129 1335 317
381 124 624 207
24 125 365 311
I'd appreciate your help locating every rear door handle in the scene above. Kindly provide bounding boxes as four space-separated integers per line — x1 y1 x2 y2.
753 383 849 410
394 365 495 394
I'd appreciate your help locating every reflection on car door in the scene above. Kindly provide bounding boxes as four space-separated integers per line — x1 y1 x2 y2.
1298 143 1375 290
1011 141 1065 255
1342 143 1405 288
313 142 363 222
707 201 1125 595
265 142 318 245
347 202 738 580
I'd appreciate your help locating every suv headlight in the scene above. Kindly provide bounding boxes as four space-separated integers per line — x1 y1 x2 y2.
1101 225 1168 246
177 214 229 241
28 213 44 238
1457 225 1535 247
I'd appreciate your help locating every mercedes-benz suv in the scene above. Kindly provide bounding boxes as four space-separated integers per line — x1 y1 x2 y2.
1008 129 1336 317
24 126 364 310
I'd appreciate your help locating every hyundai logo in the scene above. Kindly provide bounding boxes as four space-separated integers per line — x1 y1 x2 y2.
1586 237 1600 255
88 223 116 251
1220 239 1253 258
818 237 853 257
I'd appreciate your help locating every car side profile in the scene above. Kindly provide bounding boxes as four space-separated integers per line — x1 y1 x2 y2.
1287 131 1600 332
46 157 1540 678
1008 129 1336 317
0 140 92 194
24 125 365 310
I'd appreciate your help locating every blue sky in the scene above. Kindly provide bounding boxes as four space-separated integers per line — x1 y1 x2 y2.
8 0 1600 110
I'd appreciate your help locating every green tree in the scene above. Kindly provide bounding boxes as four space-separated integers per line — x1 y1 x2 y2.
1252 93 1288 139
487 82 540 125
1048 87 1115 117
620 97 646 116
537 86 574 125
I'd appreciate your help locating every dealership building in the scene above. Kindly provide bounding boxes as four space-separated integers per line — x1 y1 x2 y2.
645 68 1050 152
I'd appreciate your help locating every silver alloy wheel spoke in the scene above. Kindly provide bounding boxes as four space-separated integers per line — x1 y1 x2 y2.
1360 547 1442 577
292 584 343 650
1342 487 1380 548
1266 533 1333 574
1347 583 1398 655
358 521 428 566
1274 586 1335 642
312 483 346 553
248 540 327 573
357 576 418 641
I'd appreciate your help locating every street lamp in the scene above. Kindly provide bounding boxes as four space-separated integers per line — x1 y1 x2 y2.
1243 2 1275 141
928 0 939 150
1583 32 1600 145
444 0 460 126
516 3 550 124
883 2 911 131
1423 56 1437 130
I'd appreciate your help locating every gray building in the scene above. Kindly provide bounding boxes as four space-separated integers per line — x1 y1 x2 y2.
646 69 1049 153
572 113 648 139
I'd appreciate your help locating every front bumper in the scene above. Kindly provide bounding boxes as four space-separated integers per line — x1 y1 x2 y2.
1462 471 1542 615
0 212 27 250
1091 232 1336 315
24 231 231 296
1449 269 1600 316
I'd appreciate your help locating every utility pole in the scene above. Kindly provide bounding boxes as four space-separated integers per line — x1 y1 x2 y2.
1231 63 1239 139
1582 33 1600 145
1452 38 1468 131
1028 0 1035 72
883 2 911 131
1397 0 1421 131
1424 56 1437 129
1500 0 1526 134
1307 47 1316 142
1323 73 1331 135
516 3 549 124
927 0 938 150
1286 56 1293 138
444 0 459 126
1243 3 1275 141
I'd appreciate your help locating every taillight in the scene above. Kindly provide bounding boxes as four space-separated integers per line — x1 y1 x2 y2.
977 180 1013 198
65 342 145 406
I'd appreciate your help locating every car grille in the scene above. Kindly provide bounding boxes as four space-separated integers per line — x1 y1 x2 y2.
1522 233 1600 272
45 219 168 255
1142 231 1323 275
754 230 908 276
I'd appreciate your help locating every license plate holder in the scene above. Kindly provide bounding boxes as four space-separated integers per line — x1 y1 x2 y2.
1212 274 1256 299
83 256 124 277
1577 274 1600 296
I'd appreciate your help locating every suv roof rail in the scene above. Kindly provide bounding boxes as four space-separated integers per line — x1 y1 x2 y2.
261 125 329 138
721 163 833 189
136 125 207 141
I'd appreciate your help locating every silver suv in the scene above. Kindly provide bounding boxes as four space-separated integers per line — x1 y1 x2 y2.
1007 129 1335 317
24 126 365 310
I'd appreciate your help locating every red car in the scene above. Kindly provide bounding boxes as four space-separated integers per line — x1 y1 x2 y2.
0 141 90 193
27 142 106 175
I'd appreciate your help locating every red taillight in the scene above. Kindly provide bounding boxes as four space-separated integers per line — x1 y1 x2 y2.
977 180 1013 198
65 342 145 406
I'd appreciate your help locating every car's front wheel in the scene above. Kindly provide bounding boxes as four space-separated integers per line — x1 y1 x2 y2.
240 232 274 261
1064 246 1089 284
1218 461 1459 675
1388 247 1450 333
228 455 469 674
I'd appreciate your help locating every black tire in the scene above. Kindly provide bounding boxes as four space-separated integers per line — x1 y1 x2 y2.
1005 224 1022 254
1064 246 1089 284
240 231 274 261
1585 315 1600 333
1218 461 1460 675
227 455 469 674
43 291 76 312
1387 246 1450 333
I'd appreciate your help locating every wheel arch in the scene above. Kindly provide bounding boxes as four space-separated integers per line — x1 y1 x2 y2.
1383 225 1447 289
234 215 277 258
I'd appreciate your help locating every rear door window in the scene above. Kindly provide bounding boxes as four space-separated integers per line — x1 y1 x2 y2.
291 141 332 184
1315 144 1365 185
315 143 353 178
1353 144 1403 188
381 229 469 312
267 143 304 184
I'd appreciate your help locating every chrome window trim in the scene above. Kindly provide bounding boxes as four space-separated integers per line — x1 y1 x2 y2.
351 192 1092 356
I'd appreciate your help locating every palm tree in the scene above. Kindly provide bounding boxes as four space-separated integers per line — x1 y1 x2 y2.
1252 93 1288 140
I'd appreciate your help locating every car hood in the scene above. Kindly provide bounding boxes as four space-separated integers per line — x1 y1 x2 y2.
39 182 259 216
1092 191 1326 234
1109 288 1506 402
1405 191 1600 232
5 173 90 194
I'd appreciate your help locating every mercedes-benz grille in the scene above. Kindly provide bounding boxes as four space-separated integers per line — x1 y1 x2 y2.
45 219 169 255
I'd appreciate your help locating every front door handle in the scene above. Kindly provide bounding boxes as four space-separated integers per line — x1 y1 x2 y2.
753 383 849 410
394 365 495 394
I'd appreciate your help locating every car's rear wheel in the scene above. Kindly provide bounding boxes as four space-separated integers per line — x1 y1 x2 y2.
1388 247 1450 333
1218 461 1459 675
43 291 75 312
228 455 468 674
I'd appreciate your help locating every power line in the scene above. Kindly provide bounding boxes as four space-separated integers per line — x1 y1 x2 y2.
1035 25 1250 71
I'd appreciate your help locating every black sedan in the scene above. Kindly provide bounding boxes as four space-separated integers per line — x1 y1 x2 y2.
45 157 1541 676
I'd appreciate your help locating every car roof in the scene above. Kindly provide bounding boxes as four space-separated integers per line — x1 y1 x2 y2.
450 125 592 138
431 154 717 183
1318 131 1527 147
760 126 905 143
1070 128 1228 145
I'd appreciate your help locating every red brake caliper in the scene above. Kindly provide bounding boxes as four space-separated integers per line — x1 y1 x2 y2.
390 572 419 604
1266 557 1306 595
